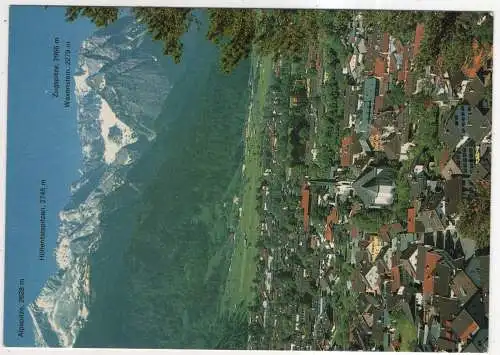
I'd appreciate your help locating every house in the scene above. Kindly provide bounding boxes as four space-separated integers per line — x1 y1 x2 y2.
433 260 454 297
470 148 491 185
391 266 401 293
451 270 478 306
443 105 490 153
366 234 385 263
465 255 489 294
413 23 425 57
464 76 486 108
434 295 460 323
358 77 380 135
440 157 462 181
352 165 396 208
392 233 416 255
451 309 479 342
351 269 368 293
365 265 382 294
407 207 416 233
324 208 339 243
469 329 488 352
416 209 446 233
340 132 363 167
465 292 488 329
443 175 463 217
434 337 458 352
400 244 419 280
416 246 441 296
301 183 311 233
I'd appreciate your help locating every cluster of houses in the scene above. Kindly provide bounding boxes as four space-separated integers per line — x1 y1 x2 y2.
348 229 489 351
298 16 492 352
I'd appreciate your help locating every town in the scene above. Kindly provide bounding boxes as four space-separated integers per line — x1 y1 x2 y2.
238 12 492 352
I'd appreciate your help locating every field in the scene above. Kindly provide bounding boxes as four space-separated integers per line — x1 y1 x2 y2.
222 55 274 310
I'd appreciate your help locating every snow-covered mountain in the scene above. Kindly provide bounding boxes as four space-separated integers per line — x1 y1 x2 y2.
28 16 174 347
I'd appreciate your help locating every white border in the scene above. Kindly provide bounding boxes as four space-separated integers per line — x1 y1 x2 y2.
0 1 499 355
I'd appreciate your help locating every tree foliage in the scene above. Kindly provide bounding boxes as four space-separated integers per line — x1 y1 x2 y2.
350 208 393 232
65 7 353 73
457 183 490 248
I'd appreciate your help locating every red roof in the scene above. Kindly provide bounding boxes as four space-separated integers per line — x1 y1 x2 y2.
422 251 442 296
340 135 354 167
457 318 480 341
351 226 359 239
407 208 416 233
301 184 310 232
325 225 332 242
374 57 386 77
325 208 338 242
413 23 425 57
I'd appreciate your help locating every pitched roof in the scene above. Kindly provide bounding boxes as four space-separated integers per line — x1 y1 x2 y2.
383 134 401 160
440 158 462 181
451 309 479 341
374 95 385 114
382 32 390 53
465 292 488 329
451 270 478 305
416 209 445 233
351 269 367 293
400 244 418 261
416 248 442 295
407 208 416 233
390 223 403 236
413 23 425 57
391 266 401 293
341 135 354 167
301 184 310 232
434 296 460 322
444 175 463 216
471 329 489 352
464 77 486 107
467 106 491 143
434 261 453 297
465 255 489 292
379 224 390 243
374 57 386 77
324 208 338 242
435 337 458 352
352 166 395 207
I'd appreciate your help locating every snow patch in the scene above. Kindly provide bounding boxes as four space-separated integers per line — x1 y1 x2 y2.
98 98 137 164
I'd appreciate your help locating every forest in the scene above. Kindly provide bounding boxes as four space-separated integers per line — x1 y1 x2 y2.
74 28 252 348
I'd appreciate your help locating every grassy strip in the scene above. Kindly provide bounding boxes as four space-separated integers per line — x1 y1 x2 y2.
222 55 274 310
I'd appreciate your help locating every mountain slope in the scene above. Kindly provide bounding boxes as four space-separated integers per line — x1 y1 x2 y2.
28 15 188 347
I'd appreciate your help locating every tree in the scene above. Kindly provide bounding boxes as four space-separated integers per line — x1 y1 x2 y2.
65 6 119 27
66 7 353 73
456 182 490 248
351 208 393 232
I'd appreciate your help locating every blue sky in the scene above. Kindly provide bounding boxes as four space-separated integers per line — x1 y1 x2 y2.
4 6 94 346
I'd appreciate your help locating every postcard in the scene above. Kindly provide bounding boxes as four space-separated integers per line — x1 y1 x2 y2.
2 5 493 352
